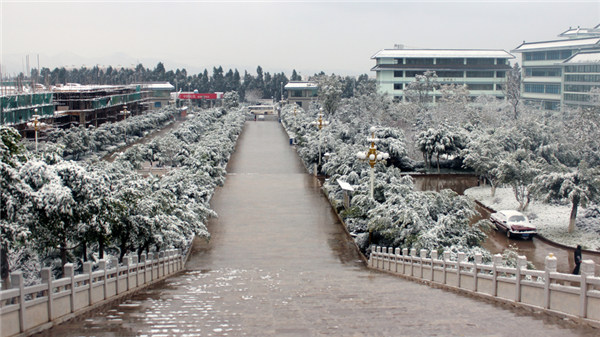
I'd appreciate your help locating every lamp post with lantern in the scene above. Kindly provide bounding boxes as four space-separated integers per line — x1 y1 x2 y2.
356 127 389 199
310 108 329 175
121 105 130 143
27 109 46 153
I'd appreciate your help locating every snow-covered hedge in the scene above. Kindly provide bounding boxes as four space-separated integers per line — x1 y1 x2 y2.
1 107 245 285
281 96 490 260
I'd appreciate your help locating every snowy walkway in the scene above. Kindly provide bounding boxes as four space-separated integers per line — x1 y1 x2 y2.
39 121 597 336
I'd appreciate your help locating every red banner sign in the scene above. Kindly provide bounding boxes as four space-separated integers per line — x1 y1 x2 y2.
178 93 219 100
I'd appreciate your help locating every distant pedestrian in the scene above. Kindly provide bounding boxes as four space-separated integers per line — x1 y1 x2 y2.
572 245 582 275
254 114 257 121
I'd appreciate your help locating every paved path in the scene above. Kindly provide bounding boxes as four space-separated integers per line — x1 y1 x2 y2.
40 121 597 336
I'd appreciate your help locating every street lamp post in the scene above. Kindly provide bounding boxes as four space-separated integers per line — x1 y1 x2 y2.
121 105 130 143
310 108 329 175
356 127 389 199
27 109 45 153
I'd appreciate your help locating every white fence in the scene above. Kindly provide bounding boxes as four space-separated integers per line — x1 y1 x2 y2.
1 249 185 337
368 246 600 325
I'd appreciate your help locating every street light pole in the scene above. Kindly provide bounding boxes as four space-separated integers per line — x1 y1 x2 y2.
310 108 329 175
356 127 389 199
121 105 129 143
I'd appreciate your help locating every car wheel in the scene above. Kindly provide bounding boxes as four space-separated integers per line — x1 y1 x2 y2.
506 230 511 238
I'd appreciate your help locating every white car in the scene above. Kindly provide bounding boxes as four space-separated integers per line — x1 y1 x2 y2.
489 210 536 239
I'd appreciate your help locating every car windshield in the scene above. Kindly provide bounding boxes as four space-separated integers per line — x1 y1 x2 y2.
509 215 526 222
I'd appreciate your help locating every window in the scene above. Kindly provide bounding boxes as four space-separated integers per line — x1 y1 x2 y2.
436 71 463 78
524 84 544 93
561 50 573 59
405 71 421 77
496 71 506 78
525 68 561 77
466 71 494 78
546 51 560 60
545 84 561 94
154 101 162 108
466 58 494 65
395 58 403 64
467 83 493 90
393 83 403 90
496 84 503 91
406 58 434 65
496 58 507 65
436 58 464 65
394 71 403 78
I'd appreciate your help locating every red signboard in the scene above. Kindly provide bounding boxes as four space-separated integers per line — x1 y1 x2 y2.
178 92 219 100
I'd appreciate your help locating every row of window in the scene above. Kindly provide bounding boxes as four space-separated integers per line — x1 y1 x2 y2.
564 74 600 83
564 84 598 93
525 68 561 77
392 83 500 91
564 93 590 102
392 70 505 78
524 99 561 111
565 64 600 73
394 58 507 65
523 50 572 61
524 83 561 94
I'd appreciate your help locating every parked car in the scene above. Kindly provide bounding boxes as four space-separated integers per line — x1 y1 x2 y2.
489 210 536 239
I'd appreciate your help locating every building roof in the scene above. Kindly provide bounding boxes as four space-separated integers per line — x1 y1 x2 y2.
136 82 174 90
563 51 600 64
52 83 127 92
512 37 600 52
371 49 514 59
284 81 318 90
558 24 600 39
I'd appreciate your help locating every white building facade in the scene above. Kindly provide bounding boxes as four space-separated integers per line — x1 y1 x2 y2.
371 49 515 102
562 50 600 108
512 37 600 111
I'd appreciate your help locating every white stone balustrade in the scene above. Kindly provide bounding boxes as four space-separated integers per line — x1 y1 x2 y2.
0 249 186 337
368 245 600 324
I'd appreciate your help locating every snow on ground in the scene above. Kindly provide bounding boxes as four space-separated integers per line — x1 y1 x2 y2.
465 186 600 251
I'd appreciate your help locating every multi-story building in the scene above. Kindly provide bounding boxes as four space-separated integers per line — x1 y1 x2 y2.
370 49 515 102
284 81 318 109
512 37 600 110
562 50 600 108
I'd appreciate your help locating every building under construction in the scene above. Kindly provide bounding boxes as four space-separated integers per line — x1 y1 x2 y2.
52 84 145 128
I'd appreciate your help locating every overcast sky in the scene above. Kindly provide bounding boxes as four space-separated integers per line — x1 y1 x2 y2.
2 1 599 77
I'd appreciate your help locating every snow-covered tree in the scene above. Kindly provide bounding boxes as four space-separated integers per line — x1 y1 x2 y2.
532 162 600 233
504 63 522 120
404 70 439 112
314 74 343 116
495 148 540 211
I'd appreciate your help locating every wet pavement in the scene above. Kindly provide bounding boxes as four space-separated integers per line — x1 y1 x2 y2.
39 121 598 336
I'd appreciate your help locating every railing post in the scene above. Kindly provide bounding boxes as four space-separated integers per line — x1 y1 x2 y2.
148 253 154 281
123 256 131 292
420 249 427 279
41 268 53 321
83 261 93 305
132 255 139 288
430 251 438 282
111 257 119 295
410 248 417 277
457 252 466 288
515 255 527 302
544 253 557 309
140 253 147 285
394 248 401 273
98 259 107 300
579 260 595 318
64 263 75 313
443 251 450 285
474 253 482 292
10 272 25 332
402 248 408 274
160 251 166 277
492 254 502 297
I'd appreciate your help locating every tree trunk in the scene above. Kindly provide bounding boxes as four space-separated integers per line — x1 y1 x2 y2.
60 240 68 277
82 240 87 262
569 196 579 233
436 153 440 173
99 239 104 259
490 181 496 198
0 244 9 289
